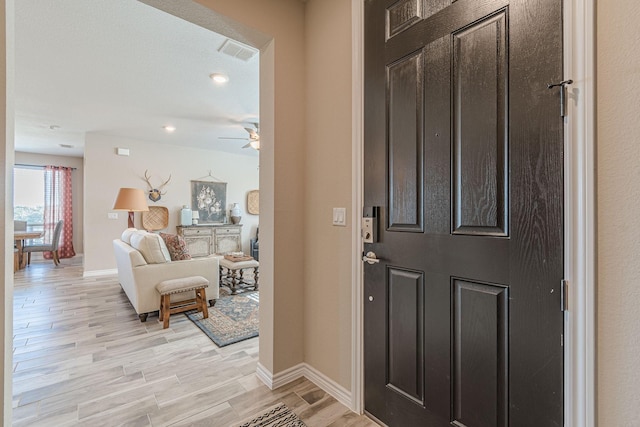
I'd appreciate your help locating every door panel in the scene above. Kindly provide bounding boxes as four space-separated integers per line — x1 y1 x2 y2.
452 279 508 427
386 0 450 40
386 0 422 39
364 0 563 425
387 267 425 404
452 11 508 236
387 50 424 231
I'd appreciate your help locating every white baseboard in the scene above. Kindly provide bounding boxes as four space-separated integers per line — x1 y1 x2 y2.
302 363 352 410
82 268 117 278
255 362 353 411
255 362 274 389
271 363 305 390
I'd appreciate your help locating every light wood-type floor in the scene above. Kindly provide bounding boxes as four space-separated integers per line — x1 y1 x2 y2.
12 257 378 427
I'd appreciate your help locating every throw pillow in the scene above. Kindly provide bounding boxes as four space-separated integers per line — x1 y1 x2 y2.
121 227 137 245
130 230 171 264
159 233 192 261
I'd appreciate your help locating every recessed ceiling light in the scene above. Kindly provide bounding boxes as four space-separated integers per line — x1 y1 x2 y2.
59 144 73 148
163 125 176 133
49 125 60 130
210 73 229 84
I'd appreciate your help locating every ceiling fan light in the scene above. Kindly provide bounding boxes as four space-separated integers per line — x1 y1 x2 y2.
249 139 260 150
210 73 229 84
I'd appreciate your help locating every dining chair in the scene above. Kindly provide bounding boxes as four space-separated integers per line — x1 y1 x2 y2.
23 220 64 266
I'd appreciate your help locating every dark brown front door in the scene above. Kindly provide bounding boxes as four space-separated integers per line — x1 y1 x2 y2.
363 0 564 426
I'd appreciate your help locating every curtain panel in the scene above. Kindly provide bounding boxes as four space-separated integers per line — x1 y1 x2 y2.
43 166 76 259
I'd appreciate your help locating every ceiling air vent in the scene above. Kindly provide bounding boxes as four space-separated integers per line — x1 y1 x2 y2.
218 38 258 62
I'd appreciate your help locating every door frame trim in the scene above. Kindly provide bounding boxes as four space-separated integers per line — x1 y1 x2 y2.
562 0 596 426
350 0 364 415
349 0 596 424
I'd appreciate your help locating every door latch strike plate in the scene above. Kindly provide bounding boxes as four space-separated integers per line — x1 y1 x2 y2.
561 279 569 312
547 79 573 117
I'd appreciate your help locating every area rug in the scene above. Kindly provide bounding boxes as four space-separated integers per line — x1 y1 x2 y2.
234 403 306 427
185 289 258 347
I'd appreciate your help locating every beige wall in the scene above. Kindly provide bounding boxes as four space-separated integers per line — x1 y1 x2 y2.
14 152 84 253
194 0 307 373
304 0 354 389
597 1 640 425
83 133 259 273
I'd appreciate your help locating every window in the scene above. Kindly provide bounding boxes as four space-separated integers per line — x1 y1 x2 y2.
14 167 45 231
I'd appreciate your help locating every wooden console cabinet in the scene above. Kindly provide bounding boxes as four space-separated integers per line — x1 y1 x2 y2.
176 224 242 257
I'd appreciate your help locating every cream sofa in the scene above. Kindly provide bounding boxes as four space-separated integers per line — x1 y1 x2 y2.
113 232 220 322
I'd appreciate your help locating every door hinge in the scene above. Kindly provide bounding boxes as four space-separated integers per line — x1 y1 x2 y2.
560 279 569 312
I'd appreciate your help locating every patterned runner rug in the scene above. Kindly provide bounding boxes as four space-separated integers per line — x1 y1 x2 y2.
234 403 306 427
185 289 258 347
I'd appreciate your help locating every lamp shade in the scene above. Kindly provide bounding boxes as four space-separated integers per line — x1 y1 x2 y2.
113 188 149 212
113 188 149 228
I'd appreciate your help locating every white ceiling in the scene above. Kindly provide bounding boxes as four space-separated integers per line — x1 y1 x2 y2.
14 0 260 158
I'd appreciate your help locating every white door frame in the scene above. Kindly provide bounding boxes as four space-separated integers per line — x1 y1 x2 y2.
350 1 596 425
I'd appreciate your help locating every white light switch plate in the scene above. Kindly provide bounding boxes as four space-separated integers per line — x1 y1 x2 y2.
333 207 346 226
108 212 119 220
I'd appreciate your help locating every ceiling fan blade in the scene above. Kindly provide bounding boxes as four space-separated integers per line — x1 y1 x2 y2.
219 137 249 140
244 128 259 140
242 142 252 149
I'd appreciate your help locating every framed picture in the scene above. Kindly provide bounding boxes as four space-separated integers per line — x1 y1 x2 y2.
191 181 227 224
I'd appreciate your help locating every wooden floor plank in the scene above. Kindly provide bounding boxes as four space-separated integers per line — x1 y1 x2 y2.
12 256 377 426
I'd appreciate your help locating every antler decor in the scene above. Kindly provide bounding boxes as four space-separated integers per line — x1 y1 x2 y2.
143 170 171 202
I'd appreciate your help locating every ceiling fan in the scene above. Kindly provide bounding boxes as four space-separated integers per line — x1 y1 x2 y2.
219 122 260 150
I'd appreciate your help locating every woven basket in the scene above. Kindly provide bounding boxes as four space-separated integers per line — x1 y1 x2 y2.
142 206 169 231
247 190 259 215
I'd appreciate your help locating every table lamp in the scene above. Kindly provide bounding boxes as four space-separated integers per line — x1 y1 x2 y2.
113 188 149 228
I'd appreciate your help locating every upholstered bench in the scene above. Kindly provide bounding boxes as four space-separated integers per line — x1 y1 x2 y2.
219 258 259 294
156 276 209 329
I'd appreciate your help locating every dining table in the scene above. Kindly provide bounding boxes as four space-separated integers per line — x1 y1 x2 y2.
14 231 44 270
